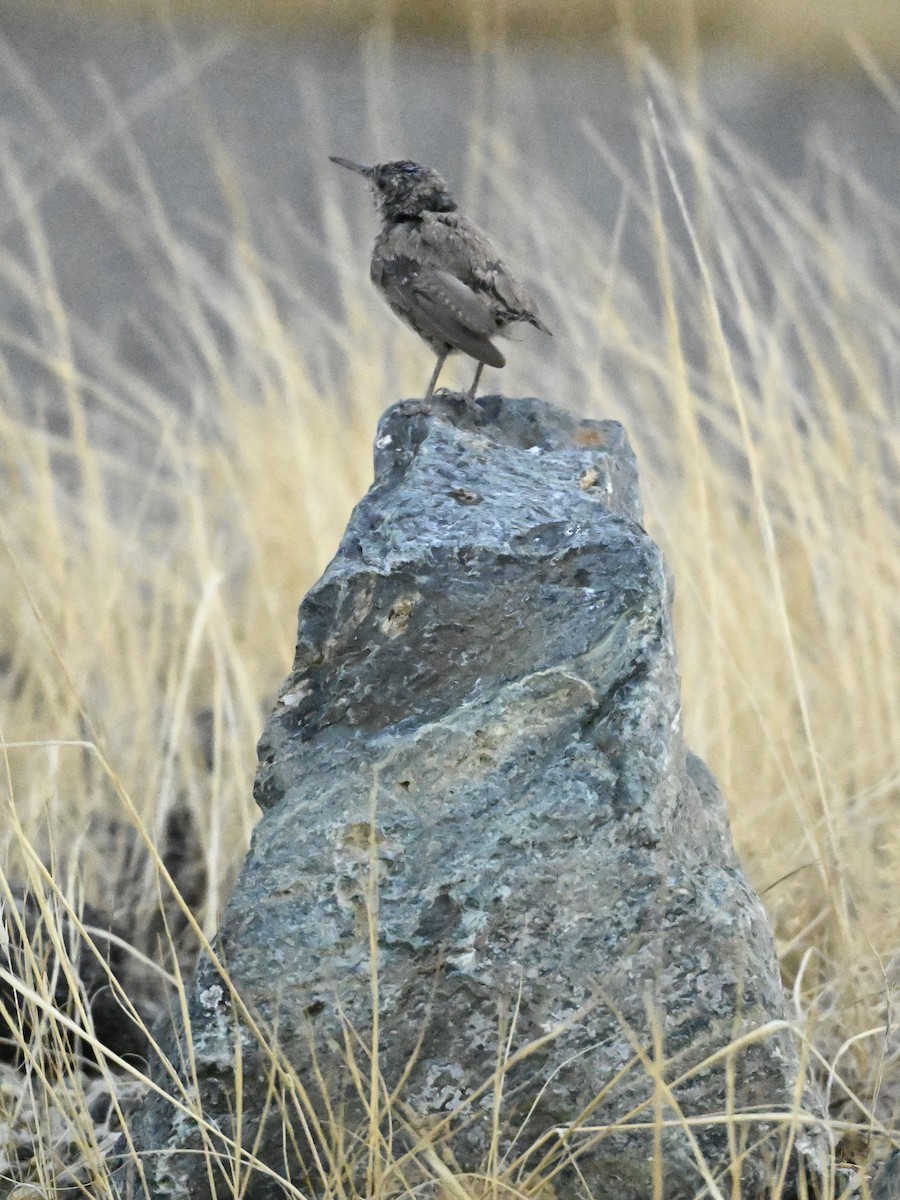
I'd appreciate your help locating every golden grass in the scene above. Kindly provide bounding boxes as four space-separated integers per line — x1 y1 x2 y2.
0 36 898 1199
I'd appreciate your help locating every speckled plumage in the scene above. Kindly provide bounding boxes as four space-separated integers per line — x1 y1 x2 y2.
330 158 550 400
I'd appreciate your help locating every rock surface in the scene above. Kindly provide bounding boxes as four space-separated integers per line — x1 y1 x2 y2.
124 393 825 1199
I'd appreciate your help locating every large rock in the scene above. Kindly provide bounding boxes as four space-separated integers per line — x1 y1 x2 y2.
124 394 825 1199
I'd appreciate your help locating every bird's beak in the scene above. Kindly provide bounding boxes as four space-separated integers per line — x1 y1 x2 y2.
329 156 374 178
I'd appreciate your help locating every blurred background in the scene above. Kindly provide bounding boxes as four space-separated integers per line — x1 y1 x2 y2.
16 0 900 66
0 0 898 411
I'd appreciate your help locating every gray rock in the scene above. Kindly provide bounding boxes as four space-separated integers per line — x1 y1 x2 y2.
872 1150 900 1200
124 393 826 1199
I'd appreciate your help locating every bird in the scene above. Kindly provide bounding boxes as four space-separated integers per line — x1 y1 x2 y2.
329 157 550 402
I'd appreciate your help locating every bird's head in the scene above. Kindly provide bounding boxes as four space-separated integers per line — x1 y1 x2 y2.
329 157 457 220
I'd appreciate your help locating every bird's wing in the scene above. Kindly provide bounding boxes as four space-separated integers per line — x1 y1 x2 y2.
382 259 506 368
422 214 551 335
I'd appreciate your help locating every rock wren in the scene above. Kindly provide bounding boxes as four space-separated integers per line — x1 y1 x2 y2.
330 157 550 401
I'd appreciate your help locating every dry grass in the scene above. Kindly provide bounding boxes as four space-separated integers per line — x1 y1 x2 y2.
0 34 898 1200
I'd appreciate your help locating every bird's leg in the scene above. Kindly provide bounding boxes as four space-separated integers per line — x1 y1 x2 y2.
467 361 485 403
424 351 449 401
